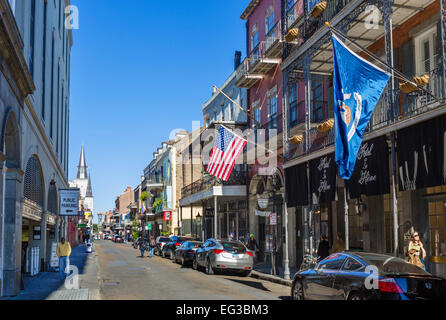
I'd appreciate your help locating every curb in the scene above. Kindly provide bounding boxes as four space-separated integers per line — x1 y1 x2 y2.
250 270 293 287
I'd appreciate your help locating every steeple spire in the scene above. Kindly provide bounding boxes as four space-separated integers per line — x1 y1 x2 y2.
77 145 88 179
86 174 93 198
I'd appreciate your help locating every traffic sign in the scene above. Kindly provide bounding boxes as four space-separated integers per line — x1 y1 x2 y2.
269 213 277 226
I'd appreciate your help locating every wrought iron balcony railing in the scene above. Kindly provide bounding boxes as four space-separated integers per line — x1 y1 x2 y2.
286 65 445 162
181 168 247 198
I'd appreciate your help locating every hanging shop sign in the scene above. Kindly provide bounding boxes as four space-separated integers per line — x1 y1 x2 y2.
269 213 277 226
310 153 336 204
285 163 309 207
257 195 269 209
50 242 59 268
164 211 171 221
59 189 80 216
346 136 390 198
255 210 271 217
397 115 446 191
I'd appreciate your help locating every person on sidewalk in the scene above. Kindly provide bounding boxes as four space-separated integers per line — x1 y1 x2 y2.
139 238 146 257
330 232 345 254
149 236 156 258
317 234 330 261
247 234 259 263
56 238 71 280
408 231 427 270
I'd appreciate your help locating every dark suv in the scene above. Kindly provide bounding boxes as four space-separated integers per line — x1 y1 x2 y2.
162 236 194 260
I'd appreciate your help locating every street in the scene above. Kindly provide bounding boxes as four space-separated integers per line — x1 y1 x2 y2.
95 240 290 300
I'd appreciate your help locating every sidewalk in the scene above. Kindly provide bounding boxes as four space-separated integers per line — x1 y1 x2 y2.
2 243 100 300
251 263 298 287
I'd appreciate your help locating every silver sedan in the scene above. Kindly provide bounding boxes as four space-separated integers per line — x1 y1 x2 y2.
193 239 253 276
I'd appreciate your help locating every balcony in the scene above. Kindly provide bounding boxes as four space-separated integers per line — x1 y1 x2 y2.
264 21 282 58
235 58 263 88
143 177 164 191
286 65 445 162
181 169 247 199
249 42 281 75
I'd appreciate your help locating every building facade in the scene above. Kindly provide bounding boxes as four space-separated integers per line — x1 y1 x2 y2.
281 0 446 278
0 0 72 296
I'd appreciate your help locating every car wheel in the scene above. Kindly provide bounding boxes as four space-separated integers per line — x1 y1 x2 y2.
181 256 185 266
170 250 175 260
205 258 214 275
291 281 305 300
192 257 198 270
348 292 363 300
162 250 166 258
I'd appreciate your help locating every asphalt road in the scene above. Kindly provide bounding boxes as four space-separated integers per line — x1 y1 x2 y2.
95 240 291 300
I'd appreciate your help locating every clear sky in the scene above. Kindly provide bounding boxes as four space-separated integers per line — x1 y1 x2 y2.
69 1 248 222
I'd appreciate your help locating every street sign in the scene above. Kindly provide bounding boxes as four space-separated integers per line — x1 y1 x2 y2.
59 189 80 216
269 213 277 226
164 211 171 221
147 223 152 231
78 224 87 228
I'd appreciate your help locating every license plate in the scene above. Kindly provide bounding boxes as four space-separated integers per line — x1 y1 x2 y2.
232 254 239 258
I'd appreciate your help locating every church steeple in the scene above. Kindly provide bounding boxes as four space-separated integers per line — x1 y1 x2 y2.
77 145 88 179
86 174 93 198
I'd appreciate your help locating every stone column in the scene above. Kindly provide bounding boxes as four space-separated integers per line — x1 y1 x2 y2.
2 168 24 297
39 213 48 271
0 152 6 294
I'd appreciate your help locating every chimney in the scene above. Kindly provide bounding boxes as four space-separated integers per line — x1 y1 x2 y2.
234 51 242 70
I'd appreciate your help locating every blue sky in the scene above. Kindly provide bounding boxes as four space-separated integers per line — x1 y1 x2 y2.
69 1 248 221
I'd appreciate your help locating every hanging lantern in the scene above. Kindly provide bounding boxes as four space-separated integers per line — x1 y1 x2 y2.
399 81 418 93
310 1 327 18
413 74 430 86
317 118 335 133
285 28 299 43
289 135 303 144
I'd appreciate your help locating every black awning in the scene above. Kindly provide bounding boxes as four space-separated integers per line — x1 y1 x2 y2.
310 153 337 204
398 114 446 191
346 135 390 198
285 163 309 207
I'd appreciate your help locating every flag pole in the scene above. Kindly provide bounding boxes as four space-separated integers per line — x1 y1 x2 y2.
343 182 349 251
325 22 442 104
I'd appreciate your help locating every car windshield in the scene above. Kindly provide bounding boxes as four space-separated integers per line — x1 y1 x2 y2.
188 241 202 248
359 254 431 276
219 241 246 253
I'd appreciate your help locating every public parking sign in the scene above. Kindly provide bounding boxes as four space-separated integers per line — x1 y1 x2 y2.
59 189 80 216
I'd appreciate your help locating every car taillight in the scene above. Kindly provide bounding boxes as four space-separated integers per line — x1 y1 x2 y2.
246 252 253 257
175 243 181 246
213 249 224 254
379 278 403 293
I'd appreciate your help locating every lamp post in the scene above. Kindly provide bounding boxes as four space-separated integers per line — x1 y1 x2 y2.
196 213 201 240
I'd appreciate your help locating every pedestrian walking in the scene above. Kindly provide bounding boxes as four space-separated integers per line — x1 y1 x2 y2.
247 234 259 263
56 237 71 280
139 238 146 257
408 231 427 270
149 236 156 258
317 234 330 261
330 232 345 254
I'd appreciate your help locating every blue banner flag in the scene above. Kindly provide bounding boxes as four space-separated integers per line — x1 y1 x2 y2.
332 34 390 180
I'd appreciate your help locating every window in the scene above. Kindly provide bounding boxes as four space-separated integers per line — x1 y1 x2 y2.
253 107 261 128
311 78 324 123
426 185 446 258
318 254 346 271
268 94 277 130
29 0 36 78
289 84 298 126
50 37 55 139
415 26 438 75
265 6 274 35
341 257 365 272
251 25 259 56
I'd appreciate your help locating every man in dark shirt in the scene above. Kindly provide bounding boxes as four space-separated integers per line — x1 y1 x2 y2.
317 234 330 261
247 234 259 263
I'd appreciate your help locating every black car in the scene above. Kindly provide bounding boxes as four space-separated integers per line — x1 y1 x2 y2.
162 236 194 260
173 241 203 265
155 236 171 256
291 251 446 300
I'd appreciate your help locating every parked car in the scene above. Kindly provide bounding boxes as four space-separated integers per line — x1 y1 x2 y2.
162 236 194 259
86 243 93 253
114 235 124 243
155 236 173 256
291 251 446 300
174 241 203 265
193 239 253 276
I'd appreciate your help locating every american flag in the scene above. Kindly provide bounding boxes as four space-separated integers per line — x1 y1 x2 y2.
207 126 247 181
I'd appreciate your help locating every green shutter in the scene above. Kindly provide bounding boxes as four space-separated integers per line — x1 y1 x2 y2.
401 39 414 78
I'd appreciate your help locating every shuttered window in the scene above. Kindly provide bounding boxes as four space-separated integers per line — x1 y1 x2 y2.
24 156 44 208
